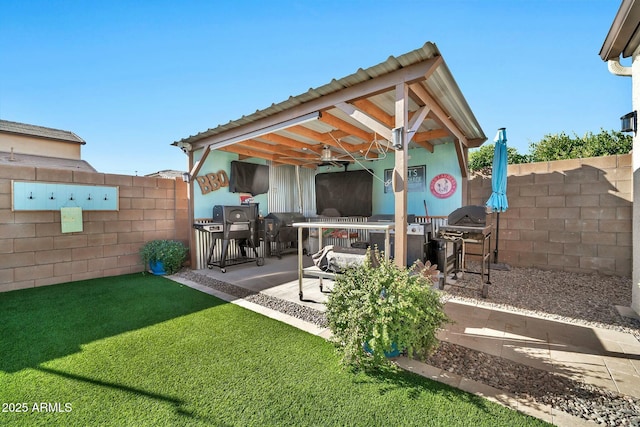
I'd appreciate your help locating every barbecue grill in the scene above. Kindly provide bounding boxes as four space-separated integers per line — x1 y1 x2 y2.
205 204 264 272
265 212 308 258
436 205 492 297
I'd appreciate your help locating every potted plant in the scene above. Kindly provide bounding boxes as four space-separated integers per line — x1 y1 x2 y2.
139 239 188 275
325 250 448 369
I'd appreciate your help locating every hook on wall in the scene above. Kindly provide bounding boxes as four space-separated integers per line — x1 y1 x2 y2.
87 194 92 201
104 194 108 201
50 193 55 200
69 193 74 201
28 192 34 200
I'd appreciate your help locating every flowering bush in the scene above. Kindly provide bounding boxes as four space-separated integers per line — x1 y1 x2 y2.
326 249 448 369
139 240 188 275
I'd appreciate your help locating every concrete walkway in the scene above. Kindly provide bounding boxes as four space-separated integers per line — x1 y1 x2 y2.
170 254 640 426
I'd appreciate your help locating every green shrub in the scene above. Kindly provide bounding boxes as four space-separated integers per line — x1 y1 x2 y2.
139 239 188 275
325 250 449 369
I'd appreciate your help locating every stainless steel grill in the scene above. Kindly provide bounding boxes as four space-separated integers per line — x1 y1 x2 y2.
436 205 492 298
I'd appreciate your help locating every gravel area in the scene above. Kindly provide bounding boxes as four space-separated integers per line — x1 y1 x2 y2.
175 266 640 426
175 270 327 327
447 264 640 340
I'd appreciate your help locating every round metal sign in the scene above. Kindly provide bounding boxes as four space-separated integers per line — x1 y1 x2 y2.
430 173 457 198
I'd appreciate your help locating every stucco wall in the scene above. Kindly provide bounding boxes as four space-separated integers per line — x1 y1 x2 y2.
0 165 189 293
467 154 632 276
0 133 81 160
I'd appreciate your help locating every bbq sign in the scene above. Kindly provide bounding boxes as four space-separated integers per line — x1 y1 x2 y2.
195 170 229 195
430 173 457 198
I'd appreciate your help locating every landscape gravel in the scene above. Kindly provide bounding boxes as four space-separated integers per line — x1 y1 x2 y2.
175 266 640 426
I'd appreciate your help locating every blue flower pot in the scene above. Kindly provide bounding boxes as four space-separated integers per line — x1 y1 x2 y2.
363 341 401 358
149 260 167 275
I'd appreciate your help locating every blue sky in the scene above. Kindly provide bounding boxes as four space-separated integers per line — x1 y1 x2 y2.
0 1 630 176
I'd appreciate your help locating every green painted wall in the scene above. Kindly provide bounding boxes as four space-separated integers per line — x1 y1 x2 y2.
317 143 462 217
192 149 268 219
192 143 463 219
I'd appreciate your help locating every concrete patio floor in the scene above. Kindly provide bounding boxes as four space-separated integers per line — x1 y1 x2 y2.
171 253 640 426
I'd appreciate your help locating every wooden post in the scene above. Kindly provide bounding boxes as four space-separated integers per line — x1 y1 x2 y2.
393 83 409 268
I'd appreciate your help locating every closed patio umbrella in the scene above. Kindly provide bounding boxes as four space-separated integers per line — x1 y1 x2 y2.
486 128 508 265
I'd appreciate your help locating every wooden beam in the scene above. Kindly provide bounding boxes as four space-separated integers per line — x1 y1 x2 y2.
217 145 278 161
334 101 393 142
258 133 321 152
413 140 434 153
349 138 385 156
218 144 316 168
190 146 210 178
286 125 326 142
413 128 449 142
319 112 373 142
411 128 446 152
408 83 468 146
286 126 360 152
409 83 469 177
454 139 468 178
407 105 430 143
238 140 317 159
352 99 394 128
188 56 443 150
272 160 316 169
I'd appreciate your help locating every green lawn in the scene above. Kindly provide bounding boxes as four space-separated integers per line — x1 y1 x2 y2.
0 274 550 426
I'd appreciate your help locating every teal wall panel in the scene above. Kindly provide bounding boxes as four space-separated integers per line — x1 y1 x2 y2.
191 143 463 219
317 143 462 217
192 149 268 219
12 181 119 211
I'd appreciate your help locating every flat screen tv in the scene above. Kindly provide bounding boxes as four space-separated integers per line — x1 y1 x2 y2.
315 170 372 217
229 161 269 195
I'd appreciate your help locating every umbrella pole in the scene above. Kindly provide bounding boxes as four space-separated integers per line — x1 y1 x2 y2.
494 212 500 263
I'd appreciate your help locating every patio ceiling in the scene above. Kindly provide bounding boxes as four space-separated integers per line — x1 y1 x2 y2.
174 42 486 177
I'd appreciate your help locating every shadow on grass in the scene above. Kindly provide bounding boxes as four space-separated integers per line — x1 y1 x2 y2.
35 366 232 426
351 363 498 416
0 274 225 373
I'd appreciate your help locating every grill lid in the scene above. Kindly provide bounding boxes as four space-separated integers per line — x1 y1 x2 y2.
447 205 487 226
265 212 306 227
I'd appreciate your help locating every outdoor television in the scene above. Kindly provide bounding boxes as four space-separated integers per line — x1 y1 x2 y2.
315 170 372 217
229 161 269 195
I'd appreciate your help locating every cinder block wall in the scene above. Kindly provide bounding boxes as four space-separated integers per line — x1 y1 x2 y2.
0 165 189 292
468 154 632 276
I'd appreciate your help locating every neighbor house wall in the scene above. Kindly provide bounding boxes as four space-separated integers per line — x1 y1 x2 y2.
0 165 189 293
467 154 632 276
0 133 81 160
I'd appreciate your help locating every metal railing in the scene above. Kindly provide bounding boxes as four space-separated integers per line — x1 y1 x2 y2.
305 216 369 252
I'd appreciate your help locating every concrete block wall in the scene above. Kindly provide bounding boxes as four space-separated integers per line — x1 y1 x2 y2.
468 154 632 276
0 165 189 292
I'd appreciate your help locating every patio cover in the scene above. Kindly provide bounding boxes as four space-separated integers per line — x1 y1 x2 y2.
174 42 487 267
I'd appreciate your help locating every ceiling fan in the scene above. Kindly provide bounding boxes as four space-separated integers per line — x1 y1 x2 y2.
283 145 356 169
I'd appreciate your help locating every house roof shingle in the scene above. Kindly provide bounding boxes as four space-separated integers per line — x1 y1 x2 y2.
0 151 96 172
0 120 86 144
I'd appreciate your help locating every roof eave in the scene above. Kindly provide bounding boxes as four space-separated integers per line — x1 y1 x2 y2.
600 0 640 60
0 130 86 145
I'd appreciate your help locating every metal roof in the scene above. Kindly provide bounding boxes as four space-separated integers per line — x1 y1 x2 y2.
0 120 86 144
175 42 486 172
